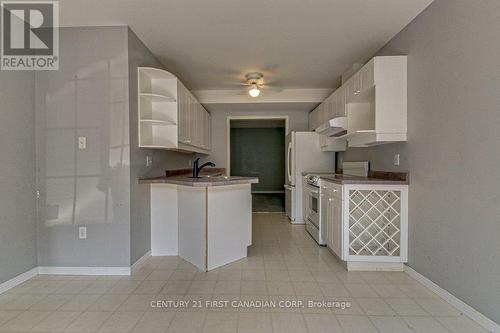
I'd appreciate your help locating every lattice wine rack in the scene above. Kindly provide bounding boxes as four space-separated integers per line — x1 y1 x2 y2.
345 186 408 262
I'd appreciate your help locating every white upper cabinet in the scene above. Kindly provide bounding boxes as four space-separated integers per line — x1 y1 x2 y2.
309 56 407 148
308 106 320 131
359 60 374 91
346 56 406 147
177 84 211 153
318 133 346 152
332 87 347 118
138 67 211 154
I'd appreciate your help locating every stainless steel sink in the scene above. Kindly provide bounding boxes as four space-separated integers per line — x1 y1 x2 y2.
200 173 225 178
190 173 226 179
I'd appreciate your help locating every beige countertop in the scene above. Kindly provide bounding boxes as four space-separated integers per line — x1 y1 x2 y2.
139 175 259 187
320 174 409 185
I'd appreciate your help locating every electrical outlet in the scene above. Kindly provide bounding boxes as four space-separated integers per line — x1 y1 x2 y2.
188 159 192 167
78 136 87 150
146 155 153 167
393 154 400 166
78 226 87 239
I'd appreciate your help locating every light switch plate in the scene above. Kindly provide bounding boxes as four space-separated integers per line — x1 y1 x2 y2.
146 155 153 167
393 154 400 166
78 137 87 150
79 226 87 239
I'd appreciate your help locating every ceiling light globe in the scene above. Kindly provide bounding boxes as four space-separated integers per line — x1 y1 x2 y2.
249 87 260 97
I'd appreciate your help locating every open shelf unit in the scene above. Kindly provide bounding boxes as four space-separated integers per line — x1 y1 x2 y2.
138 67 211 153
138 67 178 149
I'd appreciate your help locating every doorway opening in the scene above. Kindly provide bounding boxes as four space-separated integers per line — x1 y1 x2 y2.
227 117 288 213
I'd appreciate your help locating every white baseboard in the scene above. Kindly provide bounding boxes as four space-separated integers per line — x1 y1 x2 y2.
131 251 151 271
1 262 138 295
347 262 403 271
38 266 131 276
151 250 178 256
0 267 38 294
404 265 499 333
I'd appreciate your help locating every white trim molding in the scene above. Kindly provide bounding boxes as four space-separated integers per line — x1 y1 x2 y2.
38 266 131 276
347 262 403 272
405 265 500 333
193 88 333 104
131 251 152 271
0 267 38 294
1 260 155 295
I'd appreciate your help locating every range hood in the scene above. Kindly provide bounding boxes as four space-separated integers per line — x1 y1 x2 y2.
315 117 347 137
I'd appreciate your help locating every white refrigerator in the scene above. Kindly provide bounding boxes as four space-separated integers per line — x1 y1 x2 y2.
284 132 334 224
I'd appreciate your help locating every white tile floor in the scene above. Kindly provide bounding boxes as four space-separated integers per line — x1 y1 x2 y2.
0 213 489 333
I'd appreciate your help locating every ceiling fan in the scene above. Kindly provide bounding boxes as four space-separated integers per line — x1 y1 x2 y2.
240 72 265 97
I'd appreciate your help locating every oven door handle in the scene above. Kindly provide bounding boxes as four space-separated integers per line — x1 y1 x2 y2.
305 184 319 194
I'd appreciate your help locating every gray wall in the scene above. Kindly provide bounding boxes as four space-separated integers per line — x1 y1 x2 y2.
35 26 193 268
338 0 500 323
203 108 309 169
127 29 192 265
35 27 132 267
0 72 37 283
230 127 285 191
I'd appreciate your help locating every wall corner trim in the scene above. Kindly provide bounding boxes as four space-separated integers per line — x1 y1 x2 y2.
0 267 39 294
404 265 500 332
37 266 131 276
131 251 152 271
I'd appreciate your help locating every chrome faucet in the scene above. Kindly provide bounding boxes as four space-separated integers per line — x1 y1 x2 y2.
192 158 216 178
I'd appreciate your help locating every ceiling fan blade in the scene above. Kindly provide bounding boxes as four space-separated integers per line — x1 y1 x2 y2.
262 79 283 86
223 83 252 87
236 90 249 96
263 86 284 93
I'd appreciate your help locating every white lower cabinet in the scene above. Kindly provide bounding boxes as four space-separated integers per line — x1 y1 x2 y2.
321 180 408 270
319 189 332 244
321 181 343 259
150 183 252 271
330 189 343 259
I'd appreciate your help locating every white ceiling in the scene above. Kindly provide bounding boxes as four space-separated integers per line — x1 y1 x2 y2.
59 0 433 91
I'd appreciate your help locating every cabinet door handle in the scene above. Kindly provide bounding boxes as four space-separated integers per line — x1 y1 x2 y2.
333 189 338 193
329 198 334 202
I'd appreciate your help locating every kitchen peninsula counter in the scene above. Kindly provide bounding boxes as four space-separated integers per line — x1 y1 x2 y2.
142 170 258 272
139 175 259 187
